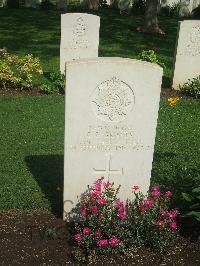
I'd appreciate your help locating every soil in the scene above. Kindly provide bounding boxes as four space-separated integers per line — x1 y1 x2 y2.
0 209 200 265
0 86 195 100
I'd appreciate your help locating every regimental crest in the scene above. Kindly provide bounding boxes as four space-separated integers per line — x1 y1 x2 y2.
91 77 135 122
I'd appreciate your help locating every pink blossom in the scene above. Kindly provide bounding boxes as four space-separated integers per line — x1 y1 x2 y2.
170 221 178 230
98 199 107 205
117 212 127 220
132 185 140 190
83 227 91 235
151 185 160 191
139 203 149 212
155 220 165 227
94 184 101 192
151 190 161 198
165 191 172 198
144 198 154 206
160 210 167 217
103 181 111 188
88 191 96 198
74 233 82 242
167 210 180 219
81 209 87 217
115 199 124 207
94 230 102 238
90 205 98 214
98 239 108 247
109 237 120 247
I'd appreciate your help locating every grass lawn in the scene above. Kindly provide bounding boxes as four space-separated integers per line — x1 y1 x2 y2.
0 8 179 87
0 8 199 216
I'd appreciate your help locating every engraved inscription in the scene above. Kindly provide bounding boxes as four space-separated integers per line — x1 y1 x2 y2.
179 26 200 56
66 125 153 152
91 77 135 122
71 17 89 49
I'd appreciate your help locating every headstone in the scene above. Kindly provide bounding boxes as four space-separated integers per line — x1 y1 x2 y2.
63 57 163 217
60 13 100 74
172 20 200 90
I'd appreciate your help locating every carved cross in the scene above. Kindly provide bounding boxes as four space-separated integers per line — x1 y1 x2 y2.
93 154 123 180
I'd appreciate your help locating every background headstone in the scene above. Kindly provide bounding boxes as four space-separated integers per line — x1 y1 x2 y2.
172 20 200 90
60 13 100 73
63 57 163 217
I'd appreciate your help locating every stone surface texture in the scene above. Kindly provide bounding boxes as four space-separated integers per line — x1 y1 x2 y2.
60 13 100 73
172 20 200 90
63 57 163 217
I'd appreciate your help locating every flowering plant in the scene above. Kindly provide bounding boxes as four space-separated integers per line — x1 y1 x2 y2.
69 178 180 262
0 48 43 90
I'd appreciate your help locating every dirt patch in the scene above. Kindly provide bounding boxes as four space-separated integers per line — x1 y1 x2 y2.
0 209 200 265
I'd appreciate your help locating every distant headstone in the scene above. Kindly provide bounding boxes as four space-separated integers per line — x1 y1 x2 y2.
172 20 200 90
63 57 163 218
60 13 100 74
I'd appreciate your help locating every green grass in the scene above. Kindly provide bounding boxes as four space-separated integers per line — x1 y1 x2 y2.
0 97 199 215
0 8 179 87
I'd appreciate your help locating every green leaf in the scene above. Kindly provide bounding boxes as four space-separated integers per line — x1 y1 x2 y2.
182 192 193 202
192 187 200 193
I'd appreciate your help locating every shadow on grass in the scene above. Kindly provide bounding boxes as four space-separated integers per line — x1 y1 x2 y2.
25 155 64 218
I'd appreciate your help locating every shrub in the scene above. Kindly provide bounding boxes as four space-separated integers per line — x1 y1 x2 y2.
0 49 43 90
160 3 181 17
40 71 65 94
182 187 200 223
138 50 165 68
179 76 200 99
69 178 179 263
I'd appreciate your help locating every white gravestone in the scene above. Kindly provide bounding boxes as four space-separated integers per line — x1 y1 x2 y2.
63 57 163 217
172 20 200 90
60 13 100 74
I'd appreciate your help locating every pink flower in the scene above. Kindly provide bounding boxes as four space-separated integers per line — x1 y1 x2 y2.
103 181 111 188
160 210 167 217
139 203 149 212
98 199 107 205
81 209 87 217
94 184 101 192
88 191 96 198
117 212 127 220
144 198 154 206
83 227 91 235
74 233 82 242
155 220 165 227
115 199 124 207
109 237 120 247
151 190 160 198
90 205 98 214
165 191 172 198
94 230 102 238
132 185 140 190
170 221 178 230
98 239 108 247
166 210 180 219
